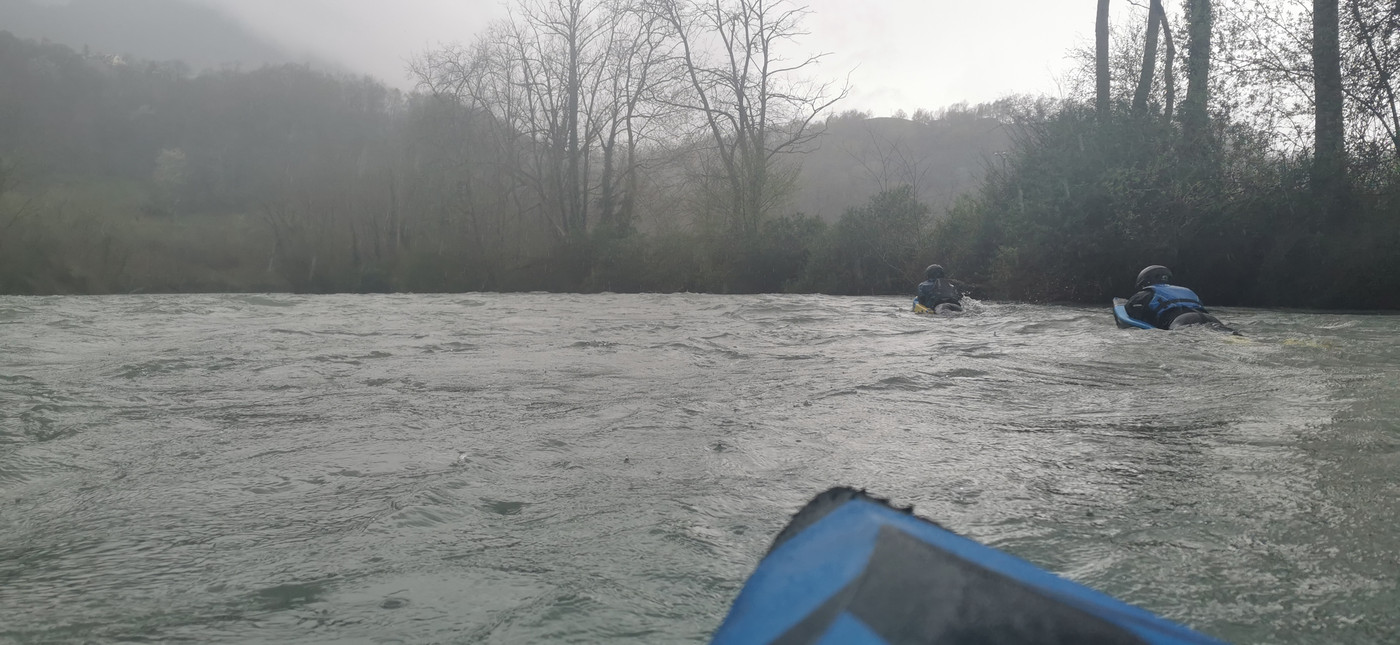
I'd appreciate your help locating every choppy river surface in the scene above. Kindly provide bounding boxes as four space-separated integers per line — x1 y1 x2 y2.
2 294 1398 644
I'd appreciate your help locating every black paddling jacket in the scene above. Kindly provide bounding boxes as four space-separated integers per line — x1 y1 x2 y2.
1126 284 1208 329
916 279 962 308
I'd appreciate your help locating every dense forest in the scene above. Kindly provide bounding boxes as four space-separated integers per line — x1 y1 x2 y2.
1 0 1397 308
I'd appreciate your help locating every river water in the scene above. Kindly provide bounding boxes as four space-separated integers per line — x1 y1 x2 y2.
1 293 1396 644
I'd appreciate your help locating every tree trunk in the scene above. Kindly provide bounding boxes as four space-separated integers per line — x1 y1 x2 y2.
1182 0 1212 142
565 0 584 238
1158 1 1176 120
1096 0 1112 120
1313 0 1348 217
1133 0 1164 115
598 126 617 232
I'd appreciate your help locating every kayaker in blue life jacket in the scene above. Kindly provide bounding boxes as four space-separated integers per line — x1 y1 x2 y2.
915 264 966 311
1125 265 1227 329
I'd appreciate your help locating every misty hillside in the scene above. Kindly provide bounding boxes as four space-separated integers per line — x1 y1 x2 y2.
0 0 290 71
0 0 1009 223
795 114 1010 221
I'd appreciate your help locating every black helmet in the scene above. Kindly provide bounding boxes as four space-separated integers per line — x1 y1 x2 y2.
925 264 946 280
1135 265 1172 290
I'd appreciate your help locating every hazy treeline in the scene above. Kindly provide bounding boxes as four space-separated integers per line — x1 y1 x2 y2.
0 0 994 297
0 32 412 293
2 0 1398 308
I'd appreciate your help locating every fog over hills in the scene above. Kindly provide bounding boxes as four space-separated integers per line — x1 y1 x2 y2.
0 0 1009 223
0 0 311 71
796 114 1010 221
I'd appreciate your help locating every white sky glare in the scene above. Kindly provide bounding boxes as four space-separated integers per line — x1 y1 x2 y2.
800 0 1094 112
190 0 1096 115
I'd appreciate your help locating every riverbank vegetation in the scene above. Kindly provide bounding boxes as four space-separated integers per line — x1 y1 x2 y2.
2 0 1397 308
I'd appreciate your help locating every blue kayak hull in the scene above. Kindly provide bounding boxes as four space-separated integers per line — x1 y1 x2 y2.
1113 297 1156 330
713 488 1225 644
1113 298 1238 334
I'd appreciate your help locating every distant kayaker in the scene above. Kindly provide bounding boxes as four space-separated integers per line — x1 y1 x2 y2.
1124 265 1227 329
915 264 967 313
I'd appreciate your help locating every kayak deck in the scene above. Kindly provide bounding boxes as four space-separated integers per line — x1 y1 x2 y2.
713 488 1225 644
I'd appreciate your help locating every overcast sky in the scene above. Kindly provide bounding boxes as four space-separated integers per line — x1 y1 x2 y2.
187 0 1097 115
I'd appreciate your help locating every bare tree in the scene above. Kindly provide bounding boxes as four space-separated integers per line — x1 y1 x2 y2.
650 0 845 235
0 159 39 265
1068 2 1174 118
845 127 935 201
1213 1 1317 149
1158 0 1178 119
1133 0 1165 114
419 1 607 241
1343 0 1400 161
414 0 684 249
1097 0 1113 119
512 0 611 239
411 39 539 262
1215 0 1398 161
589 0 681 234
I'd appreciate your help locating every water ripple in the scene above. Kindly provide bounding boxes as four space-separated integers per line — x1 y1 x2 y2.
0 294 1395 644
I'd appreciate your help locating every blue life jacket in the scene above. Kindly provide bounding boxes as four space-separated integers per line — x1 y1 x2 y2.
1146 284 1206 325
